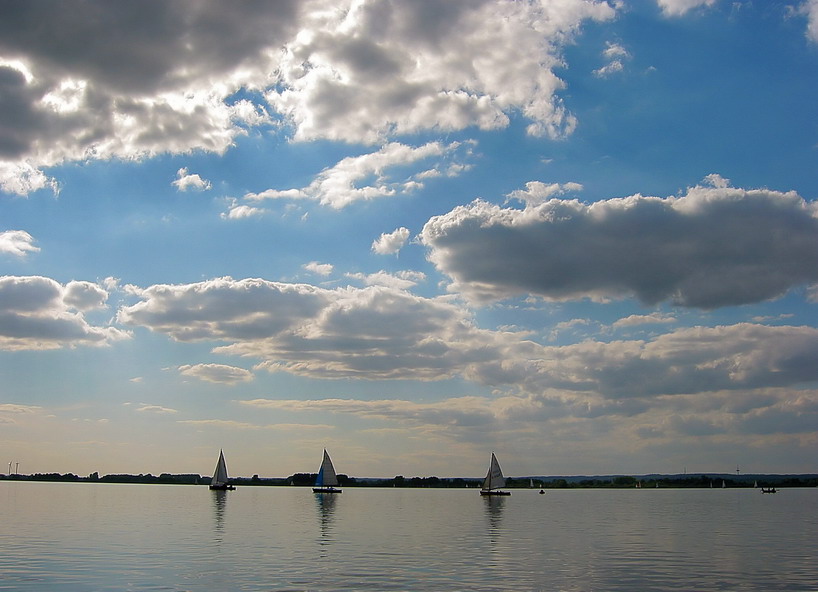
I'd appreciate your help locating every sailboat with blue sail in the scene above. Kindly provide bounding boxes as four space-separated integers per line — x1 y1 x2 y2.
480 452 511 496
313 449 342 493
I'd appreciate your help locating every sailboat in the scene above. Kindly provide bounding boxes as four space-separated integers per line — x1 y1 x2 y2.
209 449 235 491
480 452 511 496
313 449 342 493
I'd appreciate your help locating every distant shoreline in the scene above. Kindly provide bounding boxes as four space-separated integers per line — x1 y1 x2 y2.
2 472 816 489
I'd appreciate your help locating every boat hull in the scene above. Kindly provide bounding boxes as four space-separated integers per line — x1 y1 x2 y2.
313 487 341 493
209 484 235 491
480 490 511 496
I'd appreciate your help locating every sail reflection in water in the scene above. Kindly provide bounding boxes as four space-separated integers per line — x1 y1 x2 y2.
314 491 339 552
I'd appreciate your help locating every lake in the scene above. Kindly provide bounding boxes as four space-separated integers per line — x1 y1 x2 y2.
1 482 815 591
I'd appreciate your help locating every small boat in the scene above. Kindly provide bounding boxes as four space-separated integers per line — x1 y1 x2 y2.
209 449 235 491
313 449 342 493
480 452 511 496
761 487 777 494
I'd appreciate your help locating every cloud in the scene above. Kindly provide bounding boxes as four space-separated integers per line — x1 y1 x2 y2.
136 404 178 414
178 363 253 384
0 0 617 195
506 181 583 206
593 41 630 78
240 396 499 428
116 277 818 401
803 0 818 43
346 270 426 290
221 199 264 220
245 141 471 209
304 261 334 276
372 227 410 255
0 275 129 350
266 0 616 143
172 167 211 192
0 230 39 256
118 276 504 381
656 0 717 17
421 181 818 308
612 313 677 329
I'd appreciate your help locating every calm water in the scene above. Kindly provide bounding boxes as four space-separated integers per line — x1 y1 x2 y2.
1 482 816 591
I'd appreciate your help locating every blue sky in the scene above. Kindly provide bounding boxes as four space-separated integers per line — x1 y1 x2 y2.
2 0 818 479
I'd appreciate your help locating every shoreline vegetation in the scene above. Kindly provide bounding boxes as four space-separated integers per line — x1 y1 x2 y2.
1 472 816 489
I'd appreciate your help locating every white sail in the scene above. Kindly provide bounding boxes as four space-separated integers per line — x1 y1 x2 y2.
316 449 338 487
482 452 506 491
211 449 229 487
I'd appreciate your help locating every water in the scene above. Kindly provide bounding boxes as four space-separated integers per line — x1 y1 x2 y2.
1 482 816 591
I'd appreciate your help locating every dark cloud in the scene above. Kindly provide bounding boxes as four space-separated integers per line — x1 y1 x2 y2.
421 184 818 308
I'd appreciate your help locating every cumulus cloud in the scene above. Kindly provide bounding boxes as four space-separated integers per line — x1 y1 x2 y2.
421 181 818 308
0 275 129 350
178 363 253 384
117 276 503 381
372 227 410 255
245 142 471 209
303 261 334 276
506 181 583 206
116 277 818 400
0 0 617 195
267 0 616 143
593 41 630 78
656 0 717 17
0 230 38 256
0 0 294 193
346 270 426 290
612 313 677 328
172 167 211 192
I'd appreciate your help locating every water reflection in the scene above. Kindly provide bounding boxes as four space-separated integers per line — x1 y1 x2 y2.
314 492 338 551
211 489 227 542
482 495 506 542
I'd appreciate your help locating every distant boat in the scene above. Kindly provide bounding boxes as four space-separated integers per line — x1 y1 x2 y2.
209 449 235 491
313 449 341 493
761 487 777 494
480 452 511 496
722 480 726 488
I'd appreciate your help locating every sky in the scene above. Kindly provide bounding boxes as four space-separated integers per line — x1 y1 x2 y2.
2 0 818 480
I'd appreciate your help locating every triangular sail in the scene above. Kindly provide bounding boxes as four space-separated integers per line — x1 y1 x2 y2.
212 450 229 487
315 449 338 487
482 452 506 491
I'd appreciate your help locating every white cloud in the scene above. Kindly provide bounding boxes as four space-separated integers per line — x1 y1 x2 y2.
245 141 470 209
178 363 253 384
0 230 39 257
372 227 410 255
805 0 818 43
267 1 616 143
594 41 630 78
172 167 211 192
304 261 334 276
656 0 717 17
421 181 818 308
0 275 129 350
136 404 178 414
221 199 264 220
346 270 426 290
612 313 677 328
506 181 583 206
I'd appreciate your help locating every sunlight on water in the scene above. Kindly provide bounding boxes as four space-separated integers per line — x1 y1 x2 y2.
1 482 816 591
